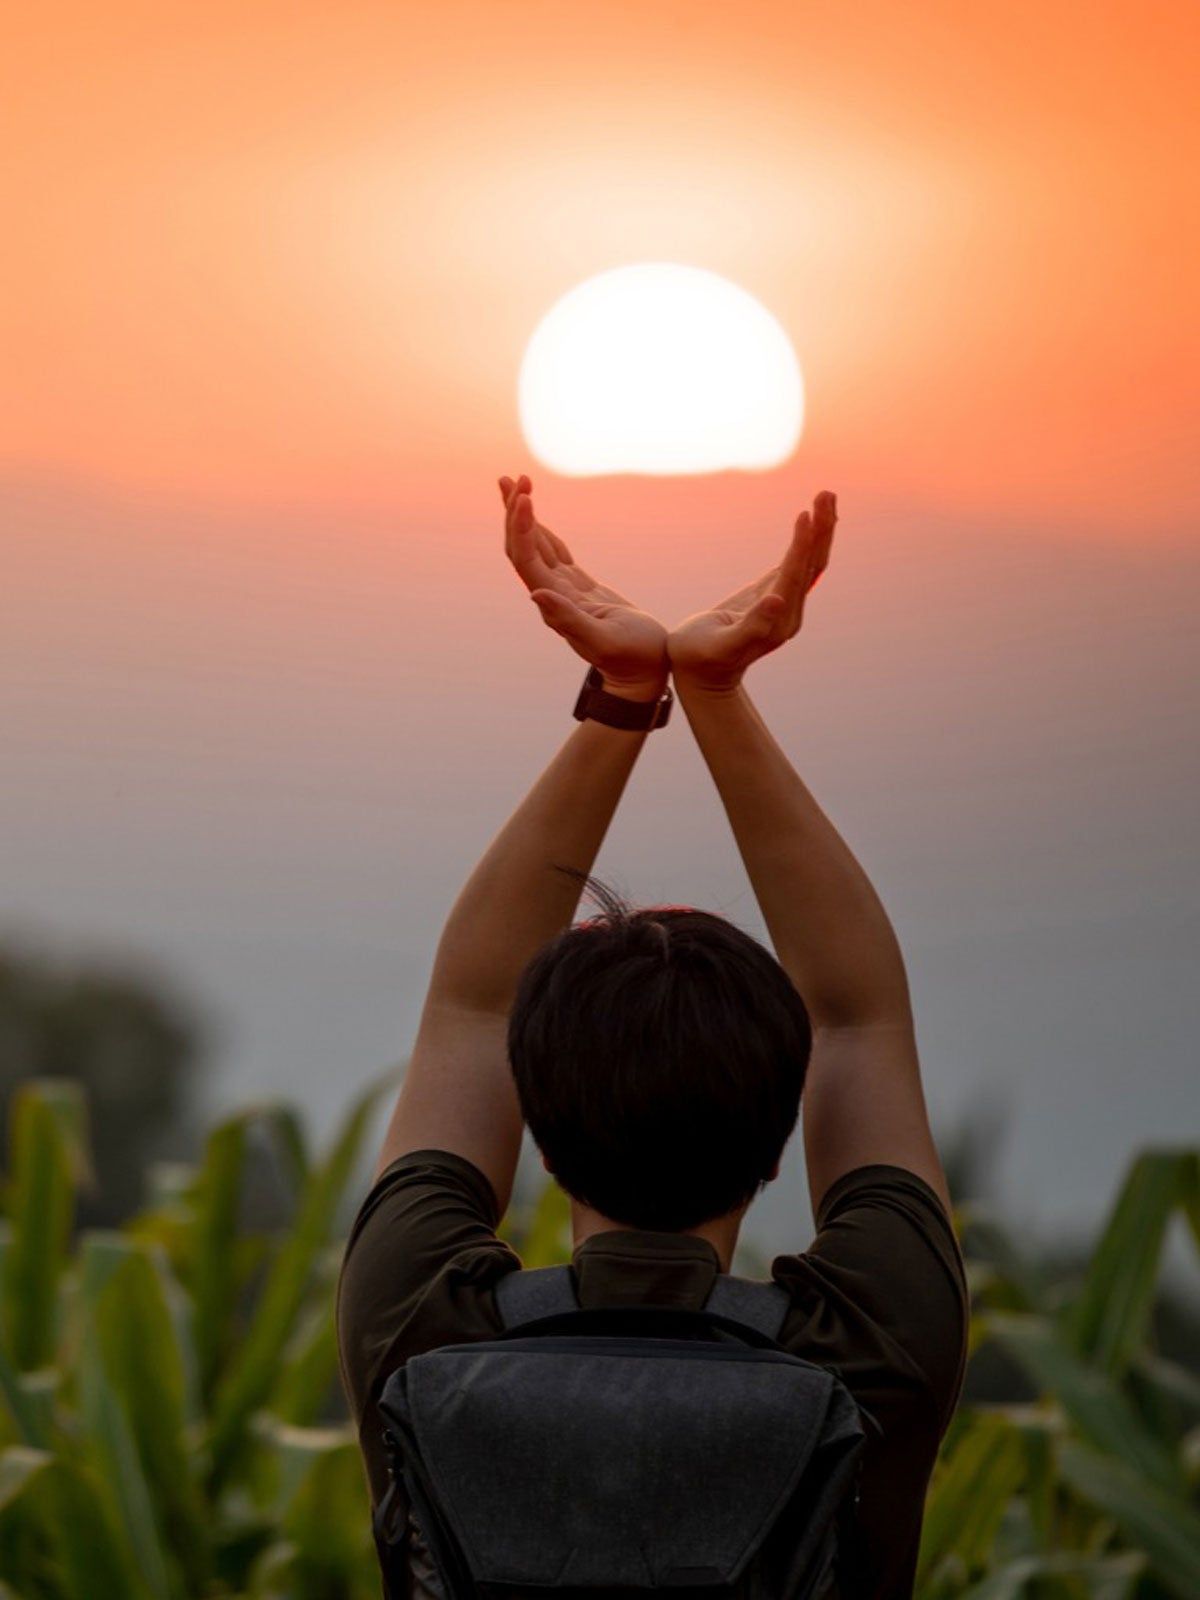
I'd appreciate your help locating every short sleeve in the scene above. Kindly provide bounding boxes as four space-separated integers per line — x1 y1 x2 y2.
775 1162 969 1434
335 1147 521 1501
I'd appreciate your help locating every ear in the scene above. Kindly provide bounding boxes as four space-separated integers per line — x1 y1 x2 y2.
539 1149 554 1175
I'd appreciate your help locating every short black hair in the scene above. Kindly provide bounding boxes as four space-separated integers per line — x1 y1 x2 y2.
507 868 811 1231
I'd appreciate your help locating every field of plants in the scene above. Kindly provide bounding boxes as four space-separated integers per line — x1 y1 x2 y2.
0 1074 1197 1600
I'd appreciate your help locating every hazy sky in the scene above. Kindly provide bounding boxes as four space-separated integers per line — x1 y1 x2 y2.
3 1 1197 1257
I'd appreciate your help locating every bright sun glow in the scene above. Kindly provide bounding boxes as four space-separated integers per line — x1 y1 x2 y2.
518 263 804 477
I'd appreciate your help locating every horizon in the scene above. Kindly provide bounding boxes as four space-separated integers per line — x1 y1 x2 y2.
2 0 1197 1261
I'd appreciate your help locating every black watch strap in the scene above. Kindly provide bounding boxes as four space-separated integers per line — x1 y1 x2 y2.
572 665 673 731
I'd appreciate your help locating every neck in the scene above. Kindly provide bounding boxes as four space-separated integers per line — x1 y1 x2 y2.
570 1198 746 1274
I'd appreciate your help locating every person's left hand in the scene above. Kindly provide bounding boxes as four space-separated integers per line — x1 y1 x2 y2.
500 473 669 697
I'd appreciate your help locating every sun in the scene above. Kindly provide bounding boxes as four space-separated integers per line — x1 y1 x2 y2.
517 263 803 478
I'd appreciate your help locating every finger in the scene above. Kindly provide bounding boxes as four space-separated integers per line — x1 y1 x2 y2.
711 564 781 613
512 493 540 568
508 493 558 591
526 497 568 570
546 527 574 564
773 511 812 607
512 487 562 572
555 553 610 593
535 527 561 568
529 588 609 655
806 490 837 586
502 479 534 539
506 490 622 601
752 591 786 628
728 591 785 648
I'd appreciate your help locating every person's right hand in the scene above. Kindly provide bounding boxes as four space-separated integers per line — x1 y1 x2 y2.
667 490 838 694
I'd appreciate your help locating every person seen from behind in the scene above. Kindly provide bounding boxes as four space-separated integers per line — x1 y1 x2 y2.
337 476 969 1599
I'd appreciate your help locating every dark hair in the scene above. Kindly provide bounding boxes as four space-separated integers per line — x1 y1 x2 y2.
507 867 811 1231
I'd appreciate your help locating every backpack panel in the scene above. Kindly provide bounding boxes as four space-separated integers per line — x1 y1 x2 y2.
388 1337 837 1589
375 1272 868 1600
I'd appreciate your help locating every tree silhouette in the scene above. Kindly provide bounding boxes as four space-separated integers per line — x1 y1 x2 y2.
0 942 201 1222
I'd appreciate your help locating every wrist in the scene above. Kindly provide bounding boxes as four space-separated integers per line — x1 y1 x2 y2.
600 672 670 703
672 672 745 702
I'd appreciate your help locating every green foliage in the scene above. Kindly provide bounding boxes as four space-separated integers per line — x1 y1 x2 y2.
0 1073 393 1598
0 947 199 1224
497 1167 573 1266
0 1075 1196 1599
1 1080 87 1371
929 1149 1200 1600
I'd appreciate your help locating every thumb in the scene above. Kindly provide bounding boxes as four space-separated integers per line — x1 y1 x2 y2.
735 592 785 642
530 589 607 653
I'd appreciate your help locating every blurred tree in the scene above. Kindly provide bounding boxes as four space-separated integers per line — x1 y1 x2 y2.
0 942 201 1222
939 1095 1009 1209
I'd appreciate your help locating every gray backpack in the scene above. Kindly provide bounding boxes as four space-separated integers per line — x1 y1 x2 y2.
374 1264 869 1600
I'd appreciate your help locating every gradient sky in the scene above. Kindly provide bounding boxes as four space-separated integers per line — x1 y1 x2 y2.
3 2 1197 1257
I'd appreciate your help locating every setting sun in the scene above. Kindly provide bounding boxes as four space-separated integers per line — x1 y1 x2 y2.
517 263 804 478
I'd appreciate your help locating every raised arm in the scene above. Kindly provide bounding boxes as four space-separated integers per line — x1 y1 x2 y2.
372 475 670 1216
668 494 951 1218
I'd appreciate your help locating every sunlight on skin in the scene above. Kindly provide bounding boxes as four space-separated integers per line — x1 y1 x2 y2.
519 263 804 478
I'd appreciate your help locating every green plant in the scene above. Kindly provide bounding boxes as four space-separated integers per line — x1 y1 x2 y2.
0 1075 1196 1600
0 1074 393 1599
918 1151 1200 1599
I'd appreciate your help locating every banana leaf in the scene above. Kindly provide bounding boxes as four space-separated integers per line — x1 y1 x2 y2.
206 1074 389 1487
267 1427 377 1600
188 1111 251 1401
502 1174 572 1266
958 1549 1145 1600
1066 1150 1198 1377
0 1446 152 1600
917 1411 1027 1587
0 1339 48 1451
985 1404 1063 1551
956 1204 1049 1314
1183 1157 1200 1254
983 1312 1186 1498
1 1081 87 1371
91 1245 210 1591
268 1291 339 1426
77 1236 180 1600
257 1102 311 1198
1058 1440 1200 1600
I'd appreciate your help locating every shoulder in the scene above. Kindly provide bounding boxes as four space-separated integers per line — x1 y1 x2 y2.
335 1147 521 1423
769 1163 969 1437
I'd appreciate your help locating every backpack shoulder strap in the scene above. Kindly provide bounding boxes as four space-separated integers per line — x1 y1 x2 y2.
494 1263 579 1329
495 1263 792 1343
703 1273 792 1342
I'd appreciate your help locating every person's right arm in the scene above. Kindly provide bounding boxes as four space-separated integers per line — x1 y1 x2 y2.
668 493 952 1219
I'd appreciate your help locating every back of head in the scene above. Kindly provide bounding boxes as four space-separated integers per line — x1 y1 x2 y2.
507 869 811 1232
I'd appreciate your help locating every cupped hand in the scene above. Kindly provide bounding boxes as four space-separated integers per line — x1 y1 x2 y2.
667 491 838 694
500 473 669 695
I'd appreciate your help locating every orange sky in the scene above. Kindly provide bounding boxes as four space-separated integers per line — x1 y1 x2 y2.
3 3 1199 1240
3 0 1197 533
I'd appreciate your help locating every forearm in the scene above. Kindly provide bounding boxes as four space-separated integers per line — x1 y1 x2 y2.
677 680 911 1028
426 690 662 1016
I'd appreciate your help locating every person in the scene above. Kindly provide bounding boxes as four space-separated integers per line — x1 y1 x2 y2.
336 474 969 1600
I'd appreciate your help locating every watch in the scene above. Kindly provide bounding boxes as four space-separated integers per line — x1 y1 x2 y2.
572 665 674 731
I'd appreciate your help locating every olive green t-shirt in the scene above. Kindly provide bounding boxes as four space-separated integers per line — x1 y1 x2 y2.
336 1152 968 1600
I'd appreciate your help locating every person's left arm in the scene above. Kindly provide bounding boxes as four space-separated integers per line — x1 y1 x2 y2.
372 474 670 1219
